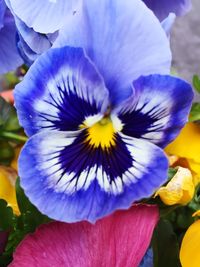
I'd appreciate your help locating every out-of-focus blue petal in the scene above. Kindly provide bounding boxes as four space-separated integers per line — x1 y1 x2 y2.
16 32 38 66
139 248 153 267
14 17 57 54
161 13 176 37
143 0 191 21
0 0 6 29
6 0 58 64
8 0 80 33
0 10 23 74
14 46 109 137
15 17 58 64
115 74 193 148
54 0 171 105
18 130 168 222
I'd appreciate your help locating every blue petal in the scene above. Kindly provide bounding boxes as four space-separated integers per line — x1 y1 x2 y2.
14 17 57 54
8 0 80 33
161 13 176 37
0 0 6 29
54 0 171 105
14 46 109 136
16 32 38 66
116 74 193 148
19 130 168 223
0 10 23 74
143 0 191 21
6 0 58 64
139 248 153 267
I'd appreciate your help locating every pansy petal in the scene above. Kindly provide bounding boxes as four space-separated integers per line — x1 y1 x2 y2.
10 205 159 267
180 220 200 267
16 33 39 66
18 129 168 222
14 46 109 136
117 75 193 148
139 248 153 267
14 17 57 54
55 0 171 105
166 122 200 163
161 13 176 37
8 0 80 33
0 0 6 29
143 0 191 21
0 11 23 74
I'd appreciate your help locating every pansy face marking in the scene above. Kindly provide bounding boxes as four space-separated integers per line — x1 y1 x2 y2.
15 0 193 223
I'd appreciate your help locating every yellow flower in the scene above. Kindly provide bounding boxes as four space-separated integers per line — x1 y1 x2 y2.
180 219 200 267
166 122 200 185
0 166 20 215
155 167 195 205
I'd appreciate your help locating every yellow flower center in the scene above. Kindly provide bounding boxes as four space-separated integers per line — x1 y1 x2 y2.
86 117 116 148
81 114 123 149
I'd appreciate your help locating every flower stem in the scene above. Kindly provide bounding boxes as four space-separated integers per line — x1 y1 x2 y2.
0 132 28 142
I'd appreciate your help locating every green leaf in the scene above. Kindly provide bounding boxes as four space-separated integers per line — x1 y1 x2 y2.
193 75 200 94
152 219 181 267
189 102 200 122
0 141 14 164
0 96 20 132
16 178 51 230
0 179 52 264
4 72 19 88
0 200 15 231
168 167 178 181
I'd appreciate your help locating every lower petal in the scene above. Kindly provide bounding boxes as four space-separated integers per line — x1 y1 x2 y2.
18 130 168 222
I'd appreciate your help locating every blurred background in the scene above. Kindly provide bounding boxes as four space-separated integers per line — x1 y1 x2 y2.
172 0 200 84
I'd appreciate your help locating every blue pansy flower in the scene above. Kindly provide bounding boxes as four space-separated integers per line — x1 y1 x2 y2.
0 0 22 74
142 0 191 21
7 0 81 34
15 0 193 223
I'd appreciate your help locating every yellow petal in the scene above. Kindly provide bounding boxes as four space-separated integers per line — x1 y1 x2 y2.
11 146 22 172
0 166 20 215
187 158 200 177
166 123 200 163
180 220 200 267
192 210 200 217
156 167 194 205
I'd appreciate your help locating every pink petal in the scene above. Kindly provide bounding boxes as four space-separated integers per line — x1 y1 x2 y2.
9 204 158 267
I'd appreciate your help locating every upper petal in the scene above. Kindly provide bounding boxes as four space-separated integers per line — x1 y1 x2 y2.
115 74 193 148
14 46 109 136
55 0 171 104
143 0 191 21
18 129 168 222
8 0 80 33
10 205 159 267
